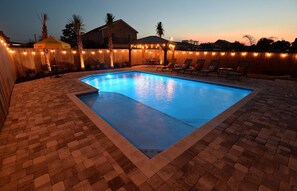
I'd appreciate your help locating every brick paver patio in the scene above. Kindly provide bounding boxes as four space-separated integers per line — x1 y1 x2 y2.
0 66 297 191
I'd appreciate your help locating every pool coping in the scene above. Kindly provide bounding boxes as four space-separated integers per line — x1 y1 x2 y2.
68 70 261 178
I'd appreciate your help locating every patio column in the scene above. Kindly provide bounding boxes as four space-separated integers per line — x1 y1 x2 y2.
163 44 168 65
128 44 132 67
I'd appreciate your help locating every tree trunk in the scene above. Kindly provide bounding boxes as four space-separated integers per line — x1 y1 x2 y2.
108 30 114 68
44 50 51 71
77 35 85 69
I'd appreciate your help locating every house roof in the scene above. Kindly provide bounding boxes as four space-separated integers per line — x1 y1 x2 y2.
83 19 138 36
130 36 169 45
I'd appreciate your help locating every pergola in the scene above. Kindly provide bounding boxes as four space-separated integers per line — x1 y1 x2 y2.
129 36 175 66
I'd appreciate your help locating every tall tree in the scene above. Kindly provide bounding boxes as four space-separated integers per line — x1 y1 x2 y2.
156 22 164 38
39 13 48 40
242 35 256 46
256 38 274 52
291 38 297 52
60 23 76 48
71 14 85 69
271 40 291 52
156 22 164 64
105 13 115 68
38 13 50 69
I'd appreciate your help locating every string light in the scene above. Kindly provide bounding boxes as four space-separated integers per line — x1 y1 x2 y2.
23 51 27 55
62 51 66 54
82 51 86 54
221 52 225 56
31 51 36 55
212 52 216 56
91 51 95 55
253 52 259 57
196 52 199 55
72 50 77 54
266 53 272 57
204 51 208 55
241 52 247 56
281 53 287 58
231 52 235 56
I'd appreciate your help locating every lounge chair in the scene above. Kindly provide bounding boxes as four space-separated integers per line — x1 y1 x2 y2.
156 59 176 71
198 59 220 76
171 59 192 73
184 59 206 74
226 61 249 80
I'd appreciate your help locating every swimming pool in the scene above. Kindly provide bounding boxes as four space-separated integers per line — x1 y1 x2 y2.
79 71 252 158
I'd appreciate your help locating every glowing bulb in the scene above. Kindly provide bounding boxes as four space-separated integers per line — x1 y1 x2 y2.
281 53 287 58
241 52 247 56
266 53 272 57
196 52 199 55
91 51 95 55
82 51 86 54
23 52 27 55
204 51 208 55
212 52 216 56
72 51 77 54
231 52 235 56
221 52 225 56
253 52 258 57
40 51 44 55
62 51 66 54
32 52 36 55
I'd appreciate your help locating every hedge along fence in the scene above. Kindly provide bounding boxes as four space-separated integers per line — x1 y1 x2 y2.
8 47 297 77
0 37 17 128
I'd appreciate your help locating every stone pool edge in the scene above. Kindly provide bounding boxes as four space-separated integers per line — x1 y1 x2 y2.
68 72 261 179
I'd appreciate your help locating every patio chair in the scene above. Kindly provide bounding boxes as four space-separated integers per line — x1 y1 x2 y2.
171 59 192 73
184 59 206 75
156 59 176 71
198 59 220 76
226 61 249 80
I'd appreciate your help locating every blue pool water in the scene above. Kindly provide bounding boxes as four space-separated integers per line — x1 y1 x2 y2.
79 71 251 158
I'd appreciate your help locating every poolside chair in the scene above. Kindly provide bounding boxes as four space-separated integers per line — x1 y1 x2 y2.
171 59 192 73
198 59 220 76
226 61 249 80
184 59 206 75
156 59 176 71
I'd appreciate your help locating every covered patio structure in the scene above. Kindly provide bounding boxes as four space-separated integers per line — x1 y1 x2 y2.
128 36 175 66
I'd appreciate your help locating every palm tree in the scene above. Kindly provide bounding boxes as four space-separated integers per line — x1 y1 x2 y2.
105 13 115 68
156 22 164 38
39 13 50 69
71 14 85 69
156 22 164 64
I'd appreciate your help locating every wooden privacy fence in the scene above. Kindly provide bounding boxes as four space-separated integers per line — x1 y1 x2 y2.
8 48 297 77
0 37 17 128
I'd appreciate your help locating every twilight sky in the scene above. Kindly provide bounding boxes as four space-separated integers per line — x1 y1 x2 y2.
0 0 296 44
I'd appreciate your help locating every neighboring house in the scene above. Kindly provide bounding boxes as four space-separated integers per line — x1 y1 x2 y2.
213 39 231 50
82 19 138 48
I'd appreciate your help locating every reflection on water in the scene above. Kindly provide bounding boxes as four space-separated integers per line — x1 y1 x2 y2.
82 72 251 127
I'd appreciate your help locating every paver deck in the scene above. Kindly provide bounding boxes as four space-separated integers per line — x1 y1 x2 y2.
0 66 297 191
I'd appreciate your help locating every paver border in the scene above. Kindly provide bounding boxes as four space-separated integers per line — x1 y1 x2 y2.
68 70 261 178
